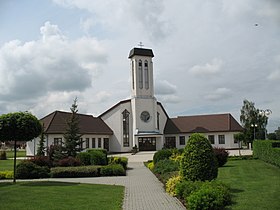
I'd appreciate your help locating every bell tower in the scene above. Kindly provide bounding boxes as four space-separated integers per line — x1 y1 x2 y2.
128 47 158 148
128 47 154 99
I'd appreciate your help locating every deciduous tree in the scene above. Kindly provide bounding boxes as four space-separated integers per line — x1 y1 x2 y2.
0 112 42 183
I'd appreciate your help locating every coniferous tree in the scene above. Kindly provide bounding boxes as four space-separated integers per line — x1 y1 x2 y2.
63 98 82 157
37 126 46 156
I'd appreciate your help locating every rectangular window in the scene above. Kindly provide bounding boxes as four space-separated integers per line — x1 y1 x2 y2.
98 138 102 148
92 138 96 148
165 136 176 148
85 138 89 149
54 138 62 146
157 112 160 130
234 137 238 144
208 135 215 144
218 135 225 144
179 136 185 145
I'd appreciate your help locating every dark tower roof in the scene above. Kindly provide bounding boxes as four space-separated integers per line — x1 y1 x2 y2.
128 48 154 58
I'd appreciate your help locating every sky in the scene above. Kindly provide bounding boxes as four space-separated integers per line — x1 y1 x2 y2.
0 0 280 132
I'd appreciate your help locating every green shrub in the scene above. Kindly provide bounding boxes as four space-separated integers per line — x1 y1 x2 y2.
154 159 179 175
147 161 154 170
100 164 126 176
56 156 82 167
180 133 218 181
166 175 182 196
175 180 203 199
77 152 91 165
108 156 128 170
16 161 50 179
213 147 229 167
50 165 100 178
0 171 13 179
87 149 107 165
186 182 231 210
87 148 108 156
253 140 280 167
0 151 7 160
153 149 173 164
29 156 52 168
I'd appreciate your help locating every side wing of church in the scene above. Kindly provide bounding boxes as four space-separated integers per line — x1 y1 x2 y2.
26 47 243 156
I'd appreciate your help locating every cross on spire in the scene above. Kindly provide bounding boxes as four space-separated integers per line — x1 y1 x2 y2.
138 42 144 48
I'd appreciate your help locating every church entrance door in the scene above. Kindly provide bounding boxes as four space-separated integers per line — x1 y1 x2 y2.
138 137 156 151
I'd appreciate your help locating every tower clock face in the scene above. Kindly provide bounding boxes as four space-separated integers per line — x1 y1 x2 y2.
140 111 150 122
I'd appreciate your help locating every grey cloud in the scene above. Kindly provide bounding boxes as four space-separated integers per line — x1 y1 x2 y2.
155 80 177 95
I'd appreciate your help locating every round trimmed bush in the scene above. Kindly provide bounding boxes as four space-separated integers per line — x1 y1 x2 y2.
88 150 107 165
180 133 218 181
153 149 173 164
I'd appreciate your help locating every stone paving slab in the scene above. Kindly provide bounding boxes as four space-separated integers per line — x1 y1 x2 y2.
50 161 186 210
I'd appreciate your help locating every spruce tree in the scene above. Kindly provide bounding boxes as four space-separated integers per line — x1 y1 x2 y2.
63 98 82 157
36 128 46 156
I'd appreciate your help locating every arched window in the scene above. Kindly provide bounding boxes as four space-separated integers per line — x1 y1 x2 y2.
132 60 135 89
122 109 130 147
144 60 149 89
139 60 143 89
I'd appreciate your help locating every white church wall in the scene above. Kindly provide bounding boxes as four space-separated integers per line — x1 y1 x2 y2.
156 104 168 134
101 101 133 152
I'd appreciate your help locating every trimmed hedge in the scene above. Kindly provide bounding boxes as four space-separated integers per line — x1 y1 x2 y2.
108 157 128 170
253 140 280 167
16 161 50 179
153 149 173 164
51 165 100 178
100 164 126 176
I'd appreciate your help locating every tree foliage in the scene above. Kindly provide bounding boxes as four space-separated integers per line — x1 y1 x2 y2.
268 127 280 140
0 112 42 142
240 99 268 142
0 111 42 182
63 98 82 157
180 133 218 181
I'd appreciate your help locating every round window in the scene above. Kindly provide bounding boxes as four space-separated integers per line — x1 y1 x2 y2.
140 111 150 122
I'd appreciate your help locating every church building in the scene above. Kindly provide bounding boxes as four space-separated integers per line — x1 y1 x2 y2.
26 47 243 156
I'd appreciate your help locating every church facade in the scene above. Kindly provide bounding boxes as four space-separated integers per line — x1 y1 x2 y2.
26 47 243 156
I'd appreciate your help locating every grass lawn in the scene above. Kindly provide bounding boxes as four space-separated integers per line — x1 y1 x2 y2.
0 159 22 171
0 181 124 210
218 159 280 210
5 150 26 158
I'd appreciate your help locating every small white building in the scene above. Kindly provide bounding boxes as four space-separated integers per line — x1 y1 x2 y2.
27 47 243 156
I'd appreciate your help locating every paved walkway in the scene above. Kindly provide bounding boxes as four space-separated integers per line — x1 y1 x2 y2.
50 152 185 210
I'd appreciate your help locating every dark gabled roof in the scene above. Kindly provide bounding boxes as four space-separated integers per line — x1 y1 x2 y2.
98 99 131 118
166 113 243 134
164 118 181 134
41 111 113 135
128 48 154 58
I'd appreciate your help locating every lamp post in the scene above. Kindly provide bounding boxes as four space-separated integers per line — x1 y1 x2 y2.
251 124 258 140
259 109 272 139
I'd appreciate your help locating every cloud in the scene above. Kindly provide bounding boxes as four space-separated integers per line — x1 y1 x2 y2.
205 87 232 101
189 58 224 76
0 21 107 108
52 0 170 41
155 80 177 95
